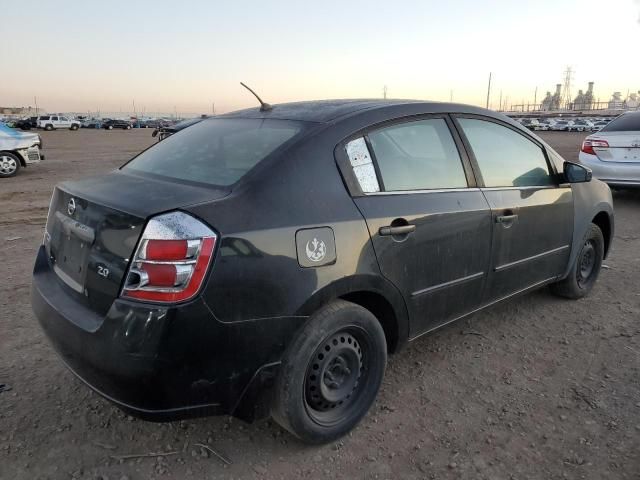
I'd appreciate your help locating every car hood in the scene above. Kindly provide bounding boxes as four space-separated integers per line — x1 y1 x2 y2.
0 123 39 149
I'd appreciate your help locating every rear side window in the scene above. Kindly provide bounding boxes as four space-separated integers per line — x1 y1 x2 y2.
458 118 553 188
367 118 467 191
40 116 50 120
601 113 640 132
124 118 303 186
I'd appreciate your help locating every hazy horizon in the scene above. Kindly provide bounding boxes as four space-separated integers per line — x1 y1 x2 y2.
3 0 639 114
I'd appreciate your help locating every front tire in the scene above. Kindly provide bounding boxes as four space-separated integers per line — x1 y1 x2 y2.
0 152 21 177
550 223 604 299
70 124 79 131
272 300 387 444
45 124 53 131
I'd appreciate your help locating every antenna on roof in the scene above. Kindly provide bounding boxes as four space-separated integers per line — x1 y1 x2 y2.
240 82 272 112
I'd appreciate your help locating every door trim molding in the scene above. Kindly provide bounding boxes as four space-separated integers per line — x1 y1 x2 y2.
411 271 484 297
494 245 570 272
408 275 558 342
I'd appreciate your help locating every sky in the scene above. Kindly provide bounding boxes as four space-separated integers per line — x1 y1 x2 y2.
2 0 639 115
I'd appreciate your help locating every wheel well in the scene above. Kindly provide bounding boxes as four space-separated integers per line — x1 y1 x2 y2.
592 211 611 257
340 291 399 354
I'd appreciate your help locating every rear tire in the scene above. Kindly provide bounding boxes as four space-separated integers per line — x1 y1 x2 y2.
108 125 113 130
550 223 604 299
272 300 387 444
45 124 53 131
70 124 78 131
0 152 21 178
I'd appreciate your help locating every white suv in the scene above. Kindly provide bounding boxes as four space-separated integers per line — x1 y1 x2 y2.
38 115 80 131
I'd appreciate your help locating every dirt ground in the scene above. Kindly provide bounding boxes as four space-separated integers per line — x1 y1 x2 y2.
1 129 639 480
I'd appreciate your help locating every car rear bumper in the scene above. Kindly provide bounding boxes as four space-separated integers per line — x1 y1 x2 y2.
578 152 640 187
31 245 304 422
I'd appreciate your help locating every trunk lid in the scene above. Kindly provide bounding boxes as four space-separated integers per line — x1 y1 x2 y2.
44 170 229 315
593 132 640 163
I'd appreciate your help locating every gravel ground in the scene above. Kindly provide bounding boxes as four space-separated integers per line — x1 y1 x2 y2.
0 129 639 480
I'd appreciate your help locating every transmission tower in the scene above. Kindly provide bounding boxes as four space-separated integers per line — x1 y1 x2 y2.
561 66 573 109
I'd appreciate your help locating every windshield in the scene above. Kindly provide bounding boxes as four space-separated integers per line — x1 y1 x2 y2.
124 118 305 186
601 113 640 132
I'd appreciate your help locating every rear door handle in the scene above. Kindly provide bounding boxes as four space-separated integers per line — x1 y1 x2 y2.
379 224 416 236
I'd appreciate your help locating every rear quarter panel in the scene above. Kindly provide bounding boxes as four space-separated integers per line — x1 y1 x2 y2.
186 129 406 328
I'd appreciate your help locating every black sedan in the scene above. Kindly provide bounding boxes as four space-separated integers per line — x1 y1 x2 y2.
102 119 132 130
32 100 613 444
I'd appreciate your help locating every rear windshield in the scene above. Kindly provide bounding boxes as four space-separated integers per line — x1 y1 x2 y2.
124 118 304 186
601 113 640 132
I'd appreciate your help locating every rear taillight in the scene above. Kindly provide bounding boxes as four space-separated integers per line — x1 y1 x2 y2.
581 139 609 155
121 211 217 303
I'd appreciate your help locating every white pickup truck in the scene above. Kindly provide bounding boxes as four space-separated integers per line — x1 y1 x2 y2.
37 115 80 131
0 122 44 177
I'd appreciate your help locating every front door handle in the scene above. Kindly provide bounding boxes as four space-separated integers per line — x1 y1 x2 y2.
496 214 518 223
379 224 416 236
496 212 519 228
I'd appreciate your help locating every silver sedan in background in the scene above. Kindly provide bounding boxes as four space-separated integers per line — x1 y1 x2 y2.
578 111 640 188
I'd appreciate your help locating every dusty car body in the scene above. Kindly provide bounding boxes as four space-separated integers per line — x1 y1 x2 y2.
32 100 614 443
0 122 43 177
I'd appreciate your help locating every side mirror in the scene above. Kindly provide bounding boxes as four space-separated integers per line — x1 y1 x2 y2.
151 129 158 137
564 161 592 183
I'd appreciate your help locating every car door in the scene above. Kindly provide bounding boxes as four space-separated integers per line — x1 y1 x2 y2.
453 116 573 302
51 116 59 128
341 116 492 336
59 116 71 128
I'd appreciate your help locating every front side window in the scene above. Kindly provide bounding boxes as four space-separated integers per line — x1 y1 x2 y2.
124 118 304 186
458 118 553 188
367 118 467 191
52 116 58 121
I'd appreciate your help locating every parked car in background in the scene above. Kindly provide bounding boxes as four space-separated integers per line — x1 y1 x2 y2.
534 119 551 131
152 116 206 141
38 115 81 131
0 122 44 177
81 118 104 129
579 111 640 188
568 119 594 132
592 120 610 132
102 119 132 130
13 118 34 130
32 100 614 444
520 118 540 131
551 120 572 131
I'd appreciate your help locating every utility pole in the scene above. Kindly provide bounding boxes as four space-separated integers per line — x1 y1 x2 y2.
499 90 503 111
34 96 38 115
561 66 573 109
212 102 215 115
533 86 538 109
383 85 388 99
486 72 492 109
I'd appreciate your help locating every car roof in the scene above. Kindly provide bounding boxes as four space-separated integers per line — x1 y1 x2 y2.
218 99 500 123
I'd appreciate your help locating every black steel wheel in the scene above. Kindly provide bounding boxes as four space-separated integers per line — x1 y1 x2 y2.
304 328 368 427
272 300 387 444
551 223 604 299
